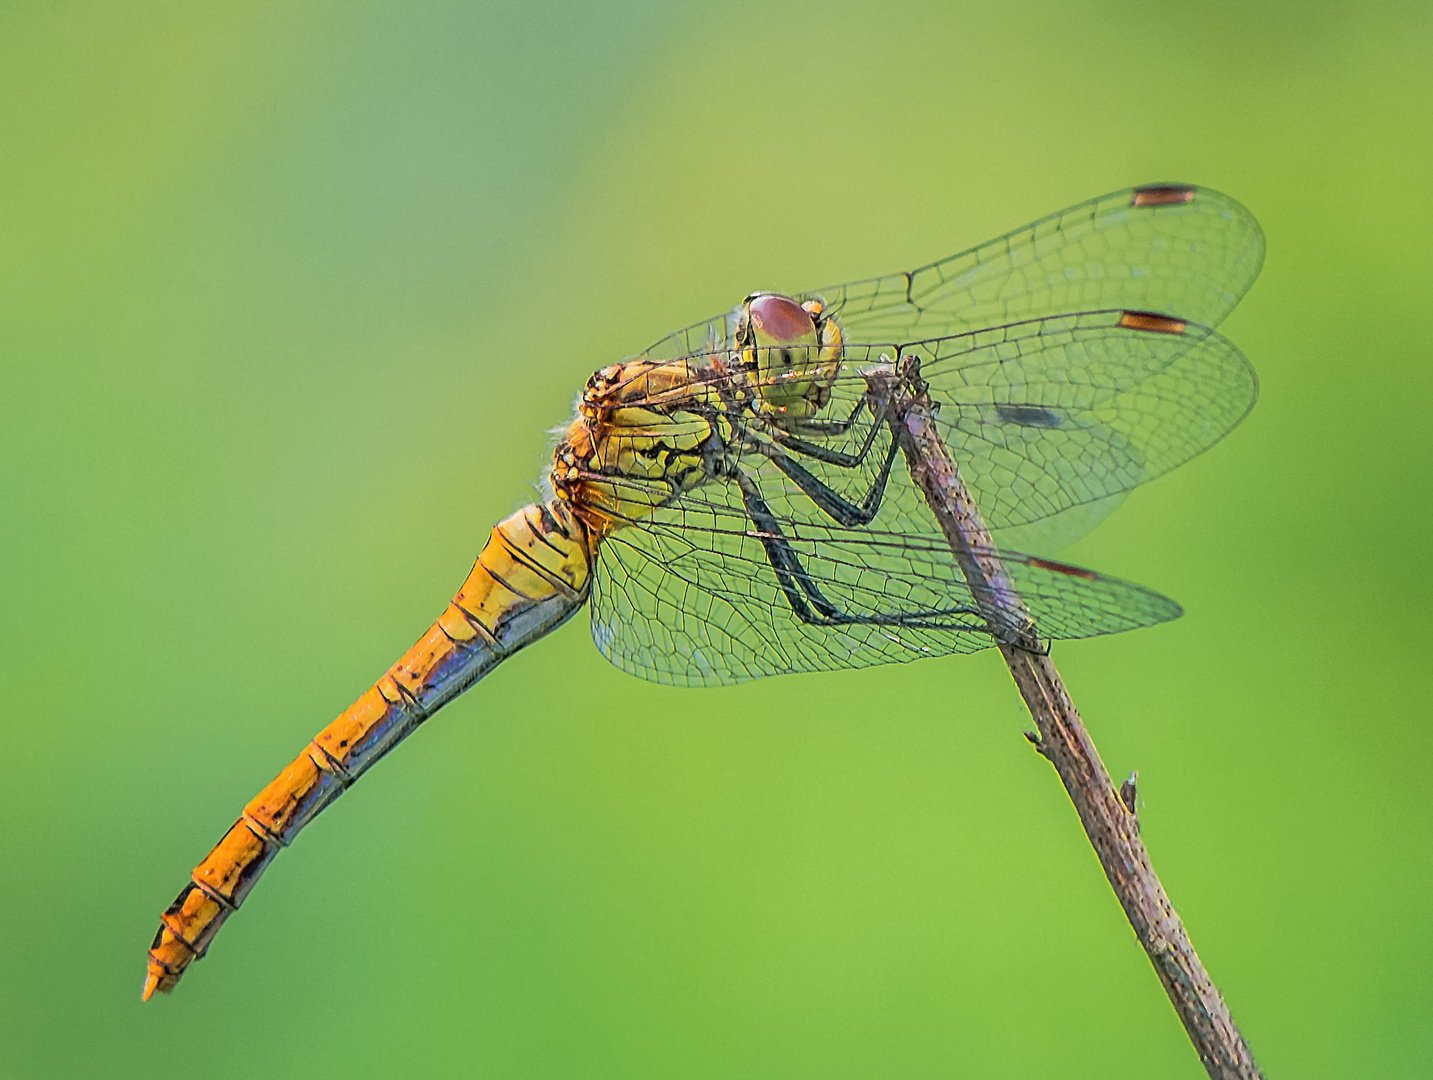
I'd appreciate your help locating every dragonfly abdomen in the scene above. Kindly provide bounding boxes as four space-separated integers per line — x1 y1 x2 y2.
143 501 592 999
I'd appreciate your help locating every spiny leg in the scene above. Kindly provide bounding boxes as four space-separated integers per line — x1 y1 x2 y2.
773 395 882 464
733 469 985 631
757 396 885 468
761 433 902 527
789 394 869 436
730 396 901 527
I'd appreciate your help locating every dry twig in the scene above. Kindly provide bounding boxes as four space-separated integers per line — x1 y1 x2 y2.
875 362 1261 1080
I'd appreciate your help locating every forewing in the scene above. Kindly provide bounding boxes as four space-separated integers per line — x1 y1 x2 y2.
639 302 741 365
587 472 1181 687
637 184 1263 363
671 312 1255 552
818 184 1263 340
910 311 1258 537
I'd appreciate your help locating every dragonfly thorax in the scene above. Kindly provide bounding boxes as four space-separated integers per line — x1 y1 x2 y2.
552 359 725 536
738 292 844 421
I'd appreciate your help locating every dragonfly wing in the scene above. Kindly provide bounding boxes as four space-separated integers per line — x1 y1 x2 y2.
724 311 1255 550
635 184 1263 364
987 493 1129 555
587 475 1180 687
816 184 1264 340
912 311 1259 535
638 305 741 364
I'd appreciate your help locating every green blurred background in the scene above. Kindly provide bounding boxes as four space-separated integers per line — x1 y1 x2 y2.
3 1 1430 1076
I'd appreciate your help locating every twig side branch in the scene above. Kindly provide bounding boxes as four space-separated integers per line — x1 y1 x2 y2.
881 369 1261 1080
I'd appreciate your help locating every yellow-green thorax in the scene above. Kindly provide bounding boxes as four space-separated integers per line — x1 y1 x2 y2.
552 358 726 536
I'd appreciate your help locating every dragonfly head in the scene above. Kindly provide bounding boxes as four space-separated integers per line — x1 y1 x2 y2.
551 361 717 536
738 292 844 421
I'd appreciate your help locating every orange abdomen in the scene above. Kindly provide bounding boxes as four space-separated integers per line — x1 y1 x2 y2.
143 501 591 999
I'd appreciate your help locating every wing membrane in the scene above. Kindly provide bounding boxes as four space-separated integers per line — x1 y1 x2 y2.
883 312 1255 539
639 184 1263 363
587 472 1180 687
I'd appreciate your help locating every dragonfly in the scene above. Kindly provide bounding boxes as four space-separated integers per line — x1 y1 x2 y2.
144 182 1262 999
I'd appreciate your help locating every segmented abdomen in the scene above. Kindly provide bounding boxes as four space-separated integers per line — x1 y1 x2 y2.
143 501 591 999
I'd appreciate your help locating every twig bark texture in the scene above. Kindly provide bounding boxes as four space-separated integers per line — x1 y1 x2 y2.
882 367 1261 1080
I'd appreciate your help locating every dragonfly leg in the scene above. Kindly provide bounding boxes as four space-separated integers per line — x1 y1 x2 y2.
730 396 900 527
759 433 902 527
733 469 985 631
791 395 870 437
758 397 885 468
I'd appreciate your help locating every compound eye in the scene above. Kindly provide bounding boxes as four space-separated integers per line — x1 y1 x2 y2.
748 293 815 344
